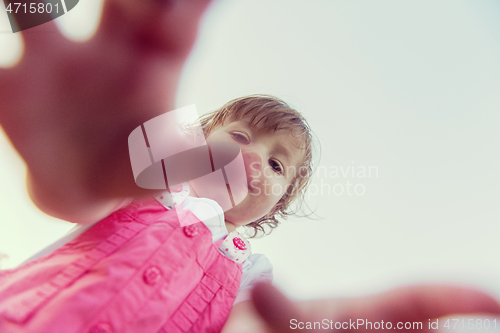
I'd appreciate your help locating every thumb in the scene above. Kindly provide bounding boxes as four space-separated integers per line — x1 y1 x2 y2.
251 282 308 333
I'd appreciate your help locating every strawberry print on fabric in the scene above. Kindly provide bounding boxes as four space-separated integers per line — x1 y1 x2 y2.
219 231 251 263
154 183 190 210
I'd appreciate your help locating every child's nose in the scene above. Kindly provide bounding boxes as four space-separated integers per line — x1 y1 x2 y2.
243 150 263 177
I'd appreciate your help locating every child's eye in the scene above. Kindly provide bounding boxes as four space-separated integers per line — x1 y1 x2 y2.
269 159 283 175
230 132 249 144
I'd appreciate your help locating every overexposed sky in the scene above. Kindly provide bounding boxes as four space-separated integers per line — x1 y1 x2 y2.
1 0 500 306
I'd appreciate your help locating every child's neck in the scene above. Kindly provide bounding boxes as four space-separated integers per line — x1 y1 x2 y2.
225 221 236 233
188 182 237 234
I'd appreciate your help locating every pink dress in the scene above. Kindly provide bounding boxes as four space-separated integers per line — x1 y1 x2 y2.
0 198 242 333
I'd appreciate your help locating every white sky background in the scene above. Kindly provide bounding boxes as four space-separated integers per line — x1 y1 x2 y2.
1 0 500 308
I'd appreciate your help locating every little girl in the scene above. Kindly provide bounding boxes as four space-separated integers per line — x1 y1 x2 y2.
0 95 314 333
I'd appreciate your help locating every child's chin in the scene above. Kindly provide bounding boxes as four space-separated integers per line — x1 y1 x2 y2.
224 213 246 226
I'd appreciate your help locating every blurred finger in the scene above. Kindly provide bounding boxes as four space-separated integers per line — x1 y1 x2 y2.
252 283 500 333
98 0 212 56
252 282 306 333
339 285 500 325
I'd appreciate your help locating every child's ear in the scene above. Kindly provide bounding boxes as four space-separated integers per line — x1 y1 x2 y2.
99 0 213 57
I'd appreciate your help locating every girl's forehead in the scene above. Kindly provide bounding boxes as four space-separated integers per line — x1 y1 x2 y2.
223 120 300 141
224 119 299 136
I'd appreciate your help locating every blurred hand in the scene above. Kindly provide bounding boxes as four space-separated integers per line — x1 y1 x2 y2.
0 0 211 221
251 282 500 333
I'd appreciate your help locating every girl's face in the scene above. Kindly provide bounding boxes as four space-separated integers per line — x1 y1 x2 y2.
205 120 304 231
